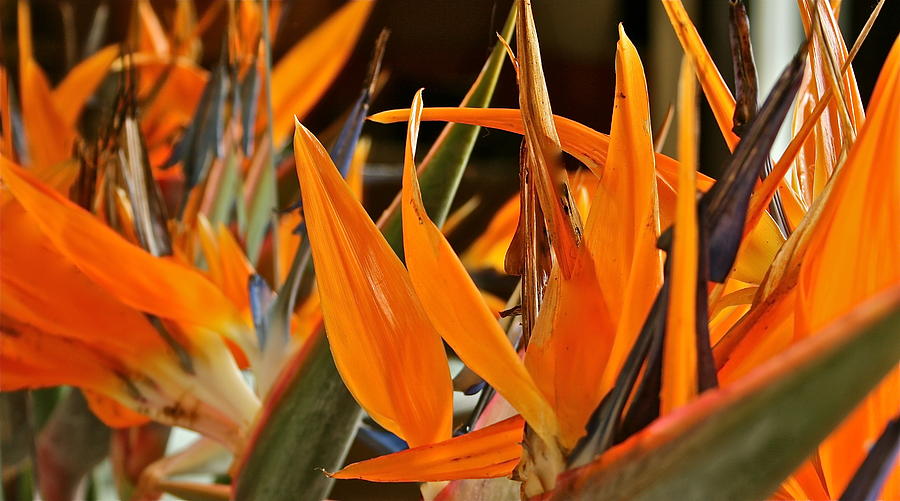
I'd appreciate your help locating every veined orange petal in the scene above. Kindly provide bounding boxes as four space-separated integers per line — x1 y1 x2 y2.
1 200 169 359
293 119 452 447
797 35 900 499
401 90 559 442
0 157 253 355
661 0 740 151
1 198 260 436
370 107 714 195
51 45 119 127
269 1 373 146
590 26 664 392
524 255 614 449
331 416 525 482
661 57 700 414
372 108 789 284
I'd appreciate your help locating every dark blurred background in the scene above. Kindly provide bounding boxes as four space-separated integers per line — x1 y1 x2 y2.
2 1 898 499
2 0 898 248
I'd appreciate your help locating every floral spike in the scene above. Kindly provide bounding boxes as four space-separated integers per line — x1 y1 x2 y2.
293 118 453 448
269 0 374 146
51 45 119 127
661 57 700 414
661 0 740 150
371 106 783 284
1 200 259 447
796 34 900 498
0 157 255 358
197 215 254 309
515 0 581 278
330 416 525 482
17 0 75 169
588 26 663 392
401 90 559 443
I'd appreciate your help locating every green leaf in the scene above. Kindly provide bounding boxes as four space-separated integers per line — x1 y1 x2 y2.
233 333 361 501
541 287 900 501
379 4 517 258
244 0 278 265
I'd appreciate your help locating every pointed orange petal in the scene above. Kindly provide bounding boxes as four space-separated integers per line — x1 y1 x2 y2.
370 107 715 193
661 57 700 414
0 157 253 354
661 0 740 150
293 119 452 447
331 416 525 482
401 90 559 442
269 1 373 146
797 35 900 498
589 26 664 391
197 215 254 309
52 45 119 127
18 0 74 169
524 256 614 449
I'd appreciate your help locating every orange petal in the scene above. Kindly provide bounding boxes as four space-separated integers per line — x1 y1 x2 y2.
401 90 559 442
197 215 254 310
293 119 452 447
462 194 519 272
1 200 170 360
0 315 122 392
797 35 900 498
524 256 614 449
0 157 253 354
52 45 119 127
331 416 525 482
83 390 151 428
136 0 171 56
269 1 373 146
661 57 700 414
17 1 74 169
589 26 664 391
370 107 715 194
661 0 740 150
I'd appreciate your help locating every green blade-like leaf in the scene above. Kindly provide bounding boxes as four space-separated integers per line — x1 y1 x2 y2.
233 333 360 501
234 9 517 501
540 286 900 501
244 0 278 265
379 4 517 258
